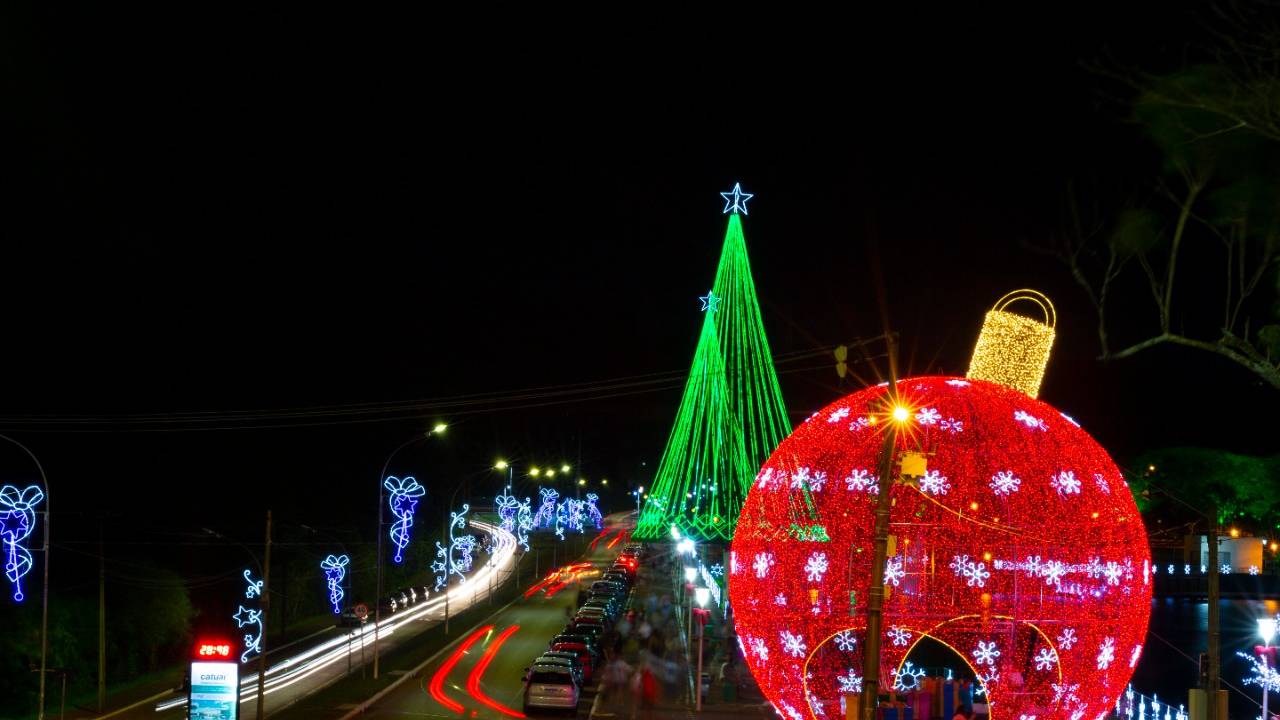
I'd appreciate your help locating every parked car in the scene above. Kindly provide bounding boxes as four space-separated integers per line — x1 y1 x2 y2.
395 587 418 605
539 650 590 683
549 641 595 673
531 655 584 685
522 665 579 714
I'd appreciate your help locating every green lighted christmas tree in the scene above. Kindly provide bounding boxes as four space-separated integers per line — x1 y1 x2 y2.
635 184 792 541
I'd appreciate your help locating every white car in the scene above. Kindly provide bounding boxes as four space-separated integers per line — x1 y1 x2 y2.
523 665 579 714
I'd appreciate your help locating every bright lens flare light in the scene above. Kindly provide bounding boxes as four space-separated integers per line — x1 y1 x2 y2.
892 406 910 423
1260 618 1277 645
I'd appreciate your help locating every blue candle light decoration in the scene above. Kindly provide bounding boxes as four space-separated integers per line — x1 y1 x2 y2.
0 484 44 602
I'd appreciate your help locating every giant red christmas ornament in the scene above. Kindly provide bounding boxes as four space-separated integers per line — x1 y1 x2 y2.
728 376 1150 720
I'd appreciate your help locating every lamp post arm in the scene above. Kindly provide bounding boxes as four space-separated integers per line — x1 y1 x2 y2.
0 430 51 717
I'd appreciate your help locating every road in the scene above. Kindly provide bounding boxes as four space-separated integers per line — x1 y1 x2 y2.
357 519 634 720
108 519 520 720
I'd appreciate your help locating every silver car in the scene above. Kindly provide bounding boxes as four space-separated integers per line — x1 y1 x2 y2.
523 665 579 714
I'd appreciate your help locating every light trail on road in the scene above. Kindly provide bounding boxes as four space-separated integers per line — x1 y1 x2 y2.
465 625 524 718
428 625 493 713
154 519 518 714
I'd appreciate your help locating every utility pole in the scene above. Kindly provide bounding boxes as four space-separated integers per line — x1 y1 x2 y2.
859 335 899 720
1207 518 1220 720
98 522 106 713
256 510 272 720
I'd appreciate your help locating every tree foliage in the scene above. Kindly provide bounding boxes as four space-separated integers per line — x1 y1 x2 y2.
1128 446 1280 527
1036 5 1280 390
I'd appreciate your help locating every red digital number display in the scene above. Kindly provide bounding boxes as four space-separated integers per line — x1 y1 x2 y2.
196 642 232 658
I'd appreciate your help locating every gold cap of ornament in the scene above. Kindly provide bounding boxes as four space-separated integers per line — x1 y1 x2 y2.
966 289 1056 398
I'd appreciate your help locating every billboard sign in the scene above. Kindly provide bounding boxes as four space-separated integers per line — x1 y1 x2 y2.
189 659 240 720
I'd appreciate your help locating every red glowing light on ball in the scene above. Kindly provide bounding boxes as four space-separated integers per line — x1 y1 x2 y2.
729 376 1150 720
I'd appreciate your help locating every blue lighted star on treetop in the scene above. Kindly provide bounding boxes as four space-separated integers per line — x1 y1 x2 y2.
700 291 721 313
720 182 753 215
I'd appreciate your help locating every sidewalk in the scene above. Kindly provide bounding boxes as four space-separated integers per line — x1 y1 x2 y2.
588 542 771 720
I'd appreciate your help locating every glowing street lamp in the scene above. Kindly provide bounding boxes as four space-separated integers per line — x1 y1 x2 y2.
1261 618 1277 720
560 464 571 474
530 467 541 478
684 566 698 584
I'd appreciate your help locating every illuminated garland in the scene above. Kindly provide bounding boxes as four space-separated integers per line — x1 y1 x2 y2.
729 376 1150 720
384 476 425 564
0 484 44 602
320 554 349 615
234 569 265 663
637 188 790 541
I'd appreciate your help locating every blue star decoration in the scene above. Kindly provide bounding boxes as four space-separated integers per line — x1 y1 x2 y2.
233 605 263 628
699 291 721 313
720 182 753 215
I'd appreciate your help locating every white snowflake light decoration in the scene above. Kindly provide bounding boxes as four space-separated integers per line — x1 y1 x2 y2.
1014 409 1048 430
1057 627 1078 650
1104 561 1124 586
753 552 775 579
808 471 828 492
919 469 951 495
1051 470 1082 495
774 593 787 606
845 468 876 493
973 640 1001 666
756 468 775 489
790 467 812 490
837 669 863 694
805 551 829 582
1094 473 1112 494
828 407 850 423
941 417 965 433
1250 565 1260 576
915 407 940 425
780 630 807 658
893 661 927 691
1043 559 1067 586
1052 682 1081 706
964 560 992 588
749 636 769 661
887 626 911 647
884 556 906 586
834 631 857 652
989 470 1021 496
1097 637 1116 670
1035 647 1058 671
946 379 970 387
848 416 870 432
1220 563 1232 575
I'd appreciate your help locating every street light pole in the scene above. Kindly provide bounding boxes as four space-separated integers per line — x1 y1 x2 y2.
1260 618 1276 720
0 434 50 720
373 423 446 679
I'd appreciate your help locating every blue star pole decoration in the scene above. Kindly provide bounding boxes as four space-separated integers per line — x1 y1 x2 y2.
0 484 44 602
235 568 266 662
720 182 753 215
699 290 721 313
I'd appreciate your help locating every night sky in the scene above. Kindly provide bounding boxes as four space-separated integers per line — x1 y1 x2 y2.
1 6 1271 546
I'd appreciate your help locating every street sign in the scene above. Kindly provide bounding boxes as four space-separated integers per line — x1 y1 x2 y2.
190 639 239 720
354 603 369 621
